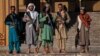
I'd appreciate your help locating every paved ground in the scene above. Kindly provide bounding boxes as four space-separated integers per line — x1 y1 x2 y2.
0 44 100 56
0 53 100 56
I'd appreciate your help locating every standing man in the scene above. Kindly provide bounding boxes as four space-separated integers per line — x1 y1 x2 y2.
77 7 92 53
54 3 70 53
23 3 39 54
39 4 54 54
5 6 21 54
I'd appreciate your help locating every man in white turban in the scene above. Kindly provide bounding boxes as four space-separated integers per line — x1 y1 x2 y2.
23 3 39 54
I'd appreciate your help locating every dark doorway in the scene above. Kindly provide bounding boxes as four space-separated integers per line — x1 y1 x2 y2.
18 12 26 44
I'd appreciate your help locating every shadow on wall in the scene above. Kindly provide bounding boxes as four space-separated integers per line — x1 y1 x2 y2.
67 12 78 31
82 1 100 12
67 1 100 30
63 5 78 30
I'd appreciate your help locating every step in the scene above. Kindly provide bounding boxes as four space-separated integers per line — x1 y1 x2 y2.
0 53 99 56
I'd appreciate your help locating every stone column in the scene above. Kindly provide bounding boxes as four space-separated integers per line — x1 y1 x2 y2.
5 0 11 46
0 0 6 46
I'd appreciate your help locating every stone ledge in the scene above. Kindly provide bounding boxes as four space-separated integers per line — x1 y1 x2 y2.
0 53 99 56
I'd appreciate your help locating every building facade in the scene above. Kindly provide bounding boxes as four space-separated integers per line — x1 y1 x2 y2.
0 0 100 46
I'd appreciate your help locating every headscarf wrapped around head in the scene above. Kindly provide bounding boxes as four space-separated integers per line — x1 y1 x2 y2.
42 3 50 13
27 3 36 12
26 3 38 20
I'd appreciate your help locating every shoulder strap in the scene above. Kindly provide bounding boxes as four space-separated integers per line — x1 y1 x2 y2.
10 14 15 26
26 12 33 20
57 12 61 17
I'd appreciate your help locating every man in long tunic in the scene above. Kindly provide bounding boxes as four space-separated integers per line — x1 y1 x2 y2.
77 7 92 53
55 3 70 53
5 6 21 54
23 3 39 53
39 4 54 54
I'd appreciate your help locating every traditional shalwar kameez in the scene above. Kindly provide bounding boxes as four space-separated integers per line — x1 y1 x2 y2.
23 3 39 48
39 13 53 47
54 11 70 52
77 13 92 52
5 13 21 52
